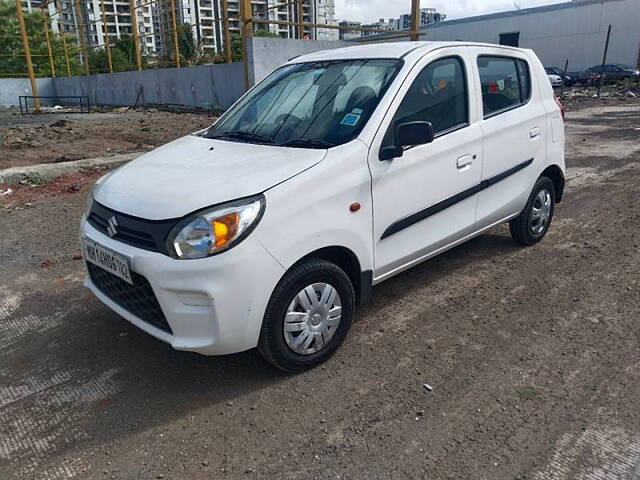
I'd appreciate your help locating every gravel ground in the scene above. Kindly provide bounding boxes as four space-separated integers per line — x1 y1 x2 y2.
0 99 639 480
0 108 217 169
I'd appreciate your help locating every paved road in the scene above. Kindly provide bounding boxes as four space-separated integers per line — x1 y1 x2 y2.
1 100 640 480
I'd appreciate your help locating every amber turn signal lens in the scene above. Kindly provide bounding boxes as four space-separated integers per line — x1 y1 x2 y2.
349 202 361 212
212 213 239 248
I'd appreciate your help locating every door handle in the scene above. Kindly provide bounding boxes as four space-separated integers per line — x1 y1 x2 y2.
530 127 541 139
456 154 474 169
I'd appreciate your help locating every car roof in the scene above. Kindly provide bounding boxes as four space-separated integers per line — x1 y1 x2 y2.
287 41 527 64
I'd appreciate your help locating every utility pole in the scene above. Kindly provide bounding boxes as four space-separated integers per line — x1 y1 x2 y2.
43 10 56 77
410 0 420 41
100 0 113 73
73 0 90 74
56 9 72 76
297 0 304 39
221 0 232 62
15 0 40 111
170 0 181 67
597 24 611 98
129 0 143 70
240 0 252 90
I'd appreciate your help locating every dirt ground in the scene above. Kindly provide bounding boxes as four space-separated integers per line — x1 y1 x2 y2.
1 98 640 480
0 107 218 169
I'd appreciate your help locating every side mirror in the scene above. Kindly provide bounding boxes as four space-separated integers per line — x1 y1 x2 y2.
396 121 434 147
379 121 435 161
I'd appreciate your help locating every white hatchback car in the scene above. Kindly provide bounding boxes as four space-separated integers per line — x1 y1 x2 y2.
81 42 565 371
547 73 563 88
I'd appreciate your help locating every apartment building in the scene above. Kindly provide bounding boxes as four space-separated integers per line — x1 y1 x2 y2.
152 0 337 56
360 18 395 37
240 0 337 43
338 19 361 40
20 0 46 12
395 7 445 30
45 0 156 54
339 7 445 40
29 0 336 60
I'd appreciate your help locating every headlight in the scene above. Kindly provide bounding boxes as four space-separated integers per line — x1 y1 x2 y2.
86 183 96 214
86 175 105 214
167 195 265 259
86 169 118 214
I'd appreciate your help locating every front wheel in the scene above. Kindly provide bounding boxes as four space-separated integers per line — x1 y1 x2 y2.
258 258 355 372
509 176 555 246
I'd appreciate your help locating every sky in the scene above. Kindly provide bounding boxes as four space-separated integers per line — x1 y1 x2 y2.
334 0 570 23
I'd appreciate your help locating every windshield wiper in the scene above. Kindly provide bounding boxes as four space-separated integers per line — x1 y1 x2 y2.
206 130 275 144
278 138 335 149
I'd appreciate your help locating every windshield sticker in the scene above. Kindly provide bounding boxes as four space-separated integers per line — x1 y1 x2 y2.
341 113 361 126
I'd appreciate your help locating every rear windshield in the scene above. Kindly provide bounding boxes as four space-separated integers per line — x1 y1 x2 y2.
205 59 403 148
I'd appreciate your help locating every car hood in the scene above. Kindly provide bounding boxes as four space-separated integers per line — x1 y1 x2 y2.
95 134 327 220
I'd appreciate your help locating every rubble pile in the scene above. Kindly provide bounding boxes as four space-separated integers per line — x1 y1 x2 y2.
2 119 75 148
562 83 640 101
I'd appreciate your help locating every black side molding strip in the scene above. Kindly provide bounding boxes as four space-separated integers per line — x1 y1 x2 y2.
481 157 534 189
381 158 534 240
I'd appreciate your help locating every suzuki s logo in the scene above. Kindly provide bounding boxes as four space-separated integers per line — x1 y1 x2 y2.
107 216 119 237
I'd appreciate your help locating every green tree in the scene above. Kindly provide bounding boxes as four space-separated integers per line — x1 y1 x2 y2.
113 34 137 67
0 0 84 76
177 24 199 65
88 46 133 73
255 29 279 38
229 30 278 62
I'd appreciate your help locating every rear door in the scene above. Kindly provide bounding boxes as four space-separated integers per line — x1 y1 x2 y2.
368 49 484 280
472 48 547 227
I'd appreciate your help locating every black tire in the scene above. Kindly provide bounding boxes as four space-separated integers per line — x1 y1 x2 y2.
509 176 556 246
258 258 355 372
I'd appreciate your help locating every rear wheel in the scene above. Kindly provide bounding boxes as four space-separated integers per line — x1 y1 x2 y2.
258 258 355 372
509 177 555 246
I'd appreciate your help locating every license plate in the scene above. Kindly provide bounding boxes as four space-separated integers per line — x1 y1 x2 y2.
82 237 133 285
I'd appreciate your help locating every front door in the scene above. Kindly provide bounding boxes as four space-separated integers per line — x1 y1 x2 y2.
368 52 483 281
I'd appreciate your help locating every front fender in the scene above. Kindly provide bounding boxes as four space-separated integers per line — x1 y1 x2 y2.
258 141 373 273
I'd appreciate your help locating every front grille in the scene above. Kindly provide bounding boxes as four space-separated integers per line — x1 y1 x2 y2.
89 212 157 250
87 263 173 334
87 201 177 255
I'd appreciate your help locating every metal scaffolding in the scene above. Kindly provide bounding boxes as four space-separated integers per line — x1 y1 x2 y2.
1 0 424 110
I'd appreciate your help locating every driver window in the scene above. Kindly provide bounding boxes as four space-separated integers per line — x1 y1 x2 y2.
383 56 468 147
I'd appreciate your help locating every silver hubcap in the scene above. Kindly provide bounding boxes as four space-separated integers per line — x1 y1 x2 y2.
531 189 552 235
283 283 342 355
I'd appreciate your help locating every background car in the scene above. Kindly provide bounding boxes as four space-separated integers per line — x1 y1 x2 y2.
545 66 576 86
576 64 640 85
547 73 563 88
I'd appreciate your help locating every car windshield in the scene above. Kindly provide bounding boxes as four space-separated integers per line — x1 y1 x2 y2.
205 59 402 148
614 64 633 70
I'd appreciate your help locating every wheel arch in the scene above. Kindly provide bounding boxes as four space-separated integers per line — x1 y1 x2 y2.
291 246 372 306
541 164 565 203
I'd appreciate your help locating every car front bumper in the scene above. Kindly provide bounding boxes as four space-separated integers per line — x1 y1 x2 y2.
81 216 285 355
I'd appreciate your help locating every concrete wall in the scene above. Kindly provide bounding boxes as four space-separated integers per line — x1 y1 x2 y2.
420 0 640 72
247 37 352 86
51 62 245 110
0 78 56 107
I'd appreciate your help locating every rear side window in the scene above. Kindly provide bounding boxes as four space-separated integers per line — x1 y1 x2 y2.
383 56 468 146
477 56 531 118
